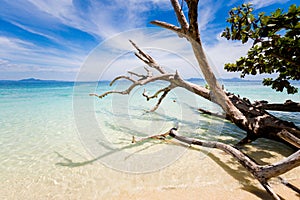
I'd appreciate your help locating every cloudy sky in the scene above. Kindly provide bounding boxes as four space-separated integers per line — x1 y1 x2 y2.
0 0 297 80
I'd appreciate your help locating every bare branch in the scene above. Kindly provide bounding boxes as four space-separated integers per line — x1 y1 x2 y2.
127 71 145 78
150 87 172 112
132 130 170 143
144 67 153 77
142 84 176 112
129 40 166 74
151 0 247 124
150 20 184 37
170 0 189 32
142 86 170 101
167 128 300 199
198 108 229 120
278 177 300 194
89 90 130 99
253 100 300 112
110 75 136 86
260 182 281 200
185 0 200 42
278 129 300 148
129 39 153 62
91 73 175 99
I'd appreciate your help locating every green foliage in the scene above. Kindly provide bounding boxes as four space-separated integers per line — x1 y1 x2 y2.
221 4 300 94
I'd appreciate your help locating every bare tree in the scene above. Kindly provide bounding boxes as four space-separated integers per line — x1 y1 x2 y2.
90 0 300 199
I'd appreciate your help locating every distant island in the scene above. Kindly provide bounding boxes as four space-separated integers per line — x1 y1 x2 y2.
18 78 44 82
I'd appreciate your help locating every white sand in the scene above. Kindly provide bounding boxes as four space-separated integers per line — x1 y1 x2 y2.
2 144 299 200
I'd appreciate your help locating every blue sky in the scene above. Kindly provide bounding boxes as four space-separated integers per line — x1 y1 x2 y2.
0 0 298 80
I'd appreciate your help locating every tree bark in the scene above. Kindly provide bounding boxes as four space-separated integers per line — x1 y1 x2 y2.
253 100 300 112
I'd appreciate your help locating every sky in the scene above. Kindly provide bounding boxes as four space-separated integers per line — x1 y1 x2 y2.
0 0 298 81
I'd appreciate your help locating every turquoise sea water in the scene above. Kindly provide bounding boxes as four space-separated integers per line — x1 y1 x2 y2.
0 80 299 199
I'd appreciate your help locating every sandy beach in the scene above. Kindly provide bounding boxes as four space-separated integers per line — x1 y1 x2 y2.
2 142 299 200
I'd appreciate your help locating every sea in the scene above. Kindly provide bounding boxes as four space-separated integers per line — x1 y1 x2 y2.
0 79 299 199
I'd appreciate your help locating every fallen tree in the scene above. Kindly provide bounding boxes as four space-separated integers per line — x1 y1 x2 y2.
90 0 300 199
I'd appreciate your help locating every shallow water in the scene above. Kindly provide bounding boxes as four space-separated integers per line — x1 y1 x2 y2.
0 80 299 199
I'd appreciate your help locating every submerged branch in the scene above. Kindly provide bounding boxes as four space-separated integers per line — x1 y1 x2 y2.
142 84 176 112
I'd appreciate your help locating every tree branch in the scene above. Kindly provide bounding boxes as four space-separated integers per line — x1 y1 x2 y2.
278 129 300 148
129 40 166 74
270 52 298 67
150 20 182 35
158 128 299 199
253 100 300 112
142 84 173 101
170 0 189 32
90 73 174 99
142 84 176 112
110 75 136 86
198 108 229 120
149 86 172 112
185 0 200 42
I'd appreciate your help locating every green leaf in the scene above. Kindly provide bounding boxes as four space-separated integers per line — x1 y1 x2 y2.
288 4 297 14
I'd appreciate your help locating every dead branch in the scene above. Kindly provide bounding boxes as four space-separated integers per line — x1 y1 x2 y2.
150 87 172 112
171 0 189 32
131 130 170 143
198 108 229 120
89 73 174 99
253 100 300 112
169 128 300 199
131 127 299 199
278 177 300 194
142 84 175 100
151 20 182 35
128 71 147 79
278 129 300 148
129 40 166 74
143 67 153 77
174 128 299 199
110 75 136 86
142 84 176 112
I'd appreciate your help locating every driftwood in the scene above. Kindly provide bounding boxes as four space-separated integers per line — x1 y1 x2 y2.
90 0 300 199
253 100 300 112
132 128 300 200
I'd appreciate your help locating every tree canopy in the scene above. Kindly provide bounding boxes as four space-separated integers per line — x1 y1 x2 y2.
221 4 300 94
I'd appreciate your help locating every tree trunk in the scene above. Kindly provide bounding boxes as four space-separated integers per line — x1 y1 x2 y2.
150 0 300 149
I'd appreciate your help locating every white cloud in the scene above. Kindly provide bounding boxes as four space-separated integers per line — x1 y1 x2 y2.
0 36 82 74
25 0 172 39
246 0 291 9
204 34 252 79
75 28 199 81
198 0 224 31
